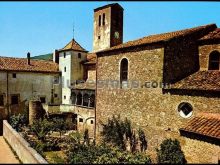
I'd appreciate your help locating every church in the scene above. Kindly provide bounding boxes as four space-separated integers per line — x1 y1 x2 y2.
0 3 219 163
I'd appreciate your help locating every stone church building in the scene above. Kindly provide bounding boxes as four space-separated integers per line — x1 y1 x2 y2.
93 3 220 164
0 3 219 163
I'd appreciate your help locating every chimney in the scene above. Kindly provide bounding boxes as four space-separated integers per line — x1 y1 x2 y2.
27 52 31 65
53 49 59 64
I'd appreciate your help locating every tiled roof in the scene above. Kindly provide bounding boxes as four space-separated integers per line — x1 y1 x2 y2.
0 56 60 73
170 71 220 91
59 38 87 52
82 53 97 65
200 28 220 41
97 24 217 53
180 112 220 141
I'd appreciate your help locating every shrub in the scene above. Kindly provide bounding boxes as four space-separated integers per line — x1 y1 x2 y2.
51 118 68 138
30 118 53 142
101 115 147 152
156 138 186 164
9 113 28 132
67 143 151 164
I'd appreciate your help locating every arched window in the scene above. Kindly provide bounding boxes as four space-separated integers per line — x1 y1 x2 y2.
208 51 220 70
98 15 101 27
120 58 128 87
76 93 82 105
83 94 89 107
71 92 77 105
102 13 105 25
89 94 95 108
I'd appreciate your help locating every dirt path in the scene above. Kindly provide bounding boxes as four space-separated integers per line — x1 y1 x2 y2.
0 136 20 163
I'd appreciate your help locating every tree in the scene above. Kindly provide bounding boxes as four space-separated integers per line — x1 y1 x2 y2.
51 118 68 138
101 115 148 152
30 118 53 142
156 138 186 164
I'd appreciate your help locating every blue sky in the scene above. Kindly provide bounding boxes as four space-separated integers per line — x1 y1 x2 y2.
0 2 220 58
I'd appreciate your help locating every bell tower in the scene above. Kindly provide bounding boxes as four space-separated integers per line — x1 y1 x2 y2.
93 3 123 52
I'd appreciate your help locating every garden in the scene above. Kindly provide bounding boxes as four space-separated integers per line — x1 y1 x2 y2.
9 113 186 164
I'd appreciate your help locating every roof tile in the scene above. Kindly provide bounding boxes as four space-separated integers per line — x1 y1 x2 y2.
0 56 60 73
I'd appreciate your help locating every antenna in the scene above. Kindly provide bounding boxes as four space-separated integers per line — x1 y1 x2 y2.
73 22 75 39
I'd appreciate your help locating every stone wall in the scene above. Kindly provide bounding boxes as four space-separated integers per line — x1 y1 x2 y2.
199 43 220 70
96 45 220 163
60 105 95 137
3 120 48 164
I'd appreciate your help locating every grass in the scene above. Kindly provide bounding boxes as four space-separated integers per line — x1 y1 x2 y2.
44 151 67 164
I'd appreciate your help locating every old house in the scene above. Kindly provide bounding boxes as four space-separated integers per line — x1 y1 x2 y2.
0 53 61 120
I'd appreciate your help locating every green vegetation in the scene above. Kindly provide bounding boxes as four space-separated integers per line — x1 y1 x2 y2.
31 53 53 61
101 115 147 152
156 138 186 164
65 116 151 164
9 113 28 132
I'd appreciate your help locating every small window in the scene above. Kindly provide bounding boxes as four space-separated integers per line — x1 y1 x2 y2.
91 120 94 124
40 97 46 103
54 76 59 84
120 58 128 88
64 67 66 72
98 15 101 27
98 36 101 40
78 53 81 59
178 102 193 118
11 95 19 105
54 94 58 98
64 95 66 100
64 52 66 58
208 51 220 70
102 13 105 25
12 73 16 78
79 118 83 122
0 95 4 106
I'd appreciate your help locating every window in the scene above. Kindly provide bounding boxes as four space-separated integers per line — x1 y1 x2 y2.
54 94 58 98
178 102 193 118
102 13 105 25
89 94 95 108
11 95 19 105
98 36 101 40
120 58 128 87
40 97 46 104
64 52 66 58
208 51 220 70
83 94 89 107
98 15 101 26
76 93 82 105
79 118 83 122
54 76 59 84
12 73 16 78
78 53 81 59
0 95 4 106
71 92 77 105
64 67 66 72
91 120 94 124
64 95 66 100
